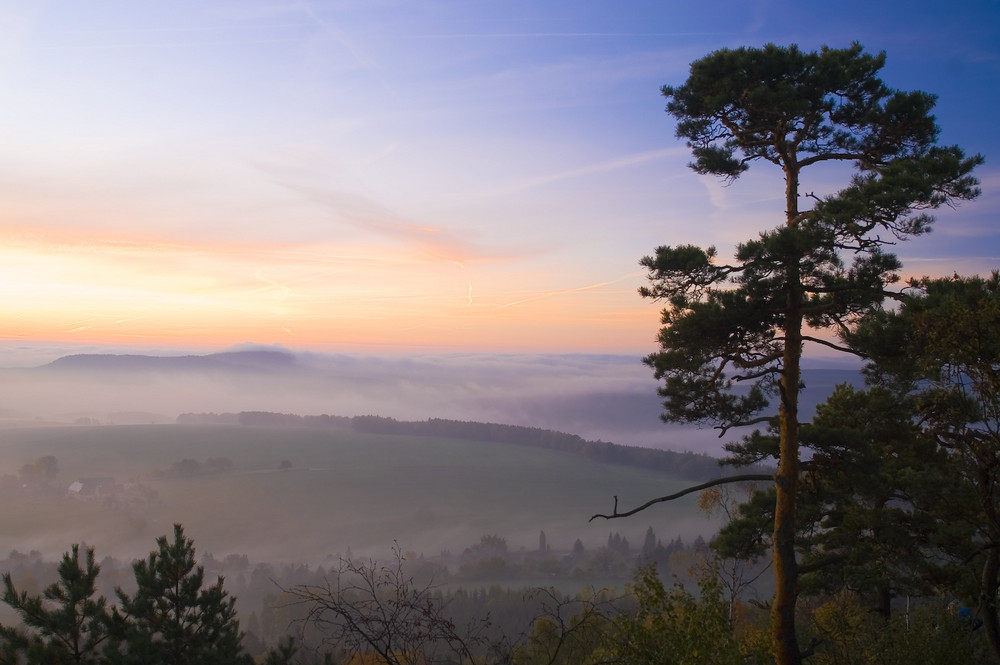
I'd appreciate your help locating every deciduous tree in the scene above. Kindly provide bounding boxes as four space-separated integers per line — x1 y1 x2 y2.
282 544 508 665
606 566 746 665
512 588 617 665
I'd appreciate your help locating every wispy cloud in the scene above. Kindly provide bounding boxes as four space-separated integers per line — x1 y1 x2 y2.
293 0 377 70
251 156 510 265
480 148 684 198
491 271 644 309
409 32 729 40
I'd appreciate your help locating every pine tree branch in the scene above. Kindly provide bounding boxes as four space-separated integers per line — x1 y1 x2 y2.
734 350 784 371
732 366 780 381
589 473 773 521
798 552 848 575
797 151 866 168
787 210 815 226
801 336 858 355
718 416 776 436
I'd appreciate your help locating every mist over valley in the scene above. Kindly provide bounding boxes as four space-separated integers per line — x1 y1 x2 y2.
0 346 859 570
0 346 862 455
0 420 719 566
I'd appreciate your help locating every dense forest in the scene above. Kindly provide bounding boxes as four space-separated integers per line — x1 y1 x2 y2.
0 519 988 664
0 524 721 663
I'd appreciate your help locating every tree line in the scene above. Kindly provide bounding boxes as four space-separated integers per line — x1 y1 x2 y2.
0 522 712 654
176 412 730 482
2 524 989 665
0 524 713 664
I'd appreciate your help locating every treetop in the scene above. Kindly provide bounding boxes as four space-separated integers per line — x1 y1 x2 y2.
661 42 958 179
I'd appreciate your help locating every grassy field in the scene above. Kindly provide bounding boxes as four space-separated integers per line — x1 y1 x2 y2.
0 424 719 564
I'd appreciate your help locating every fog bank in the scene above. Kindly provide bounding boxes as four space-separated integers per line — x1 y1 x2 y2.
0 346 862 456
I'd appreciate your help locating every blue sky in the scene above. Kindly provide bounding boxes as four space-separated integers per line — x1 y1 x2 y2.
1 0 998 358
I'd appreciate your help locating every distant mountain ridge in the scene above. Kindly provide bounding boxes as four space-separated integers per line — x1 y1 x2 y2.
16 350 865 455
42 350 297 372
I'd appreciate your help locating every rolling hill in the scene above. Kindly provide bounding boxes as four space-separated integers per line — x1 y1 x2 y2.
0 423 723 565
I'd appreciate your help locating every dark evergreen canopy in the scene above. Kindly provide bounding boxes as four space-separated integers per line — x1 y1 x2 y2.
637 42 982 665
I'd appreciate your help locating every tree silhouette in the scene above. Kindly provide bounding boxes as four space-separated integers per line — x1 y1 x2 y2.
595 42 982 665
110 524 250 665
0 545 111 664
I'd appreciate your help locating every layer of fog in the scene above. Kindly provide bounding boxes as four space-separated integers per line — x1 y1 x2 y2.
0 345 862 457
0 417 723 565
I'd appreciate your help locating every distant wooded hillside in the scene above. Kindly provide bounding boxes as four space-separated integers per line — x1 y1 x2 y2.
177 411 741 482
0 422 722 565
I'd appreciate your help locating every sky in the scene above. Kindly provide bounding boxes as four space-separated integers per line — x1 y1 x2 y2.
1 0 999 361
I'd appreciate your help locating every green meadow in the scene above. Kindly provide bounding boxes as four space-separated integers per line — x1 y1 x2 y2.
0 424 719 564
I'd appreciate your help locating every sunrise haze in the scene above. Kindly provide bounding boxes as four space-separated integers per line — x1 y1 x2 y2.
1 0 998 359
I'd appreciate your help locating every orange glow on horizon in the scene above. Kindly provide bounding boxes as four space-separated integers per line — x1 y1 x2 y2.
0 227 659 353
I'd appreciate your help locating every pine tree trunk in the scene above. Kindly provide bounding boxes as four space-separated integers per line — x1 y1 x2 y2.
981 547 1000 660
772 312 802 665
979 466 1000 662
772 161 803 665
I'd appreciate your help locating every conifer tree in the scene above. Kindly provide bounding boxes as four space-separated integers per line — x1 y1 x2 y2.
110 524 250 665
0 544 111 664
851 273 1000 659
596 42 982 665
714 384 965 618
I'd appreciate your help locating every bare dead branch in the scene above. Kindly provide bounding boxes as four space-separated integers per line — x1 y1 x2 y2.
589 473 773 522
277 545 507 665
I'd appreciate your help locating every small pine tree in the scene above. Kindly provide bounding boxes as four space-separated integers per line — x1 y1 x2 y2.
641 527 657 561
110 524 251 665
0 544 111 664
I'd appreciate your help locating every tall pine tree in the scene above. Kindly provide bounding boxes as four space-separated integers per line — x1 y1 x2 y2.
626 43 981 665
